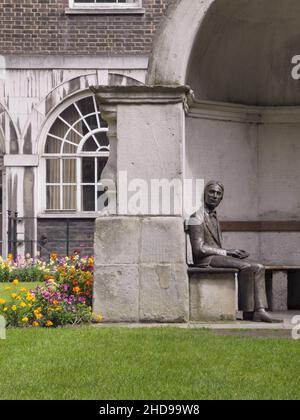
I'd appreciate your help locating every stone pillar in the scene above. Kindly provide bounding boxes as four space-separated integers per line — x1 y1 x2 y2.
92 86 190 323
266 270 288 311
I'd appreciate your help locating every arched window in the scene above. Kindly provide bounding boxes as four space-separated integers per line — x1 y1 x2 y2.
44 95 110 212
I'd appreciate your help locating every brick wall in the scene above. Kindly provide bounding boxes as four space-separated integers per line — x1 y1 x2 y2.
37 218 95 257
0 0 169 55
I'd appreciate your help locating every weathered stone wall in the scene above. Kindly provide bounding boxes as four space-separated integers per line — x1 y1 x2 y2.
93 216 189 322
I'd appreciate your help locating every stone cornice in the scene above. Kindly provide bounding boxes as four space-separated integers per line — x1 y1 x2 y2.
90 85 190 105
188 99 300 124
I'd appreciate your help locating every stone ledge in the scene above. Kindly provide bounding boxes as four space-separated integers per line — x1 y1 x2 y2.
188 267 239 274
65 8 145 15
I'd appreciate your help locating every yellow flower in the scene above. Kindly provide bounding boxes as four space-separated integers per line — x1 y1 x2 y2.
11 293 18 299
46 320 53 327
22 317 29 323
20 302 27 308
27 303 32 309
0 298 6 305
12 305 17 311
16 296 21 301
96 314 103 322
20 288 27 293
3 307 8 312
4 286 11 291
35 313 43 320
12 279 19 285
26 293 35 302
32 321 39 327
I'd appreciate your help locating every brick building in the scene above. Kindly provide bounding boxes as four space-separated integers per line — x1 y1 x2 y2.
0 0 170 257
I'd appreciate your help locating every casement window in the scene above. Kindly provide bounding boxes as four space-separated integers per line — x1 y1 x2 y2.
43 96 110 213
68 0 144 14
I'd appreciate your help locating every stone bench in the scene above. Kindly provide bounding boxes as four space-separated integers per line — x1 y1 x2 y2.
265 266 300 311
188 267 239 321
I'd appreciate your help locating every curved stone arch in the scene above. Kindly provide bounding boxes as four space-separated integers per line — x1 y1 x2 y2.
0 101 20 154
147 0 215 85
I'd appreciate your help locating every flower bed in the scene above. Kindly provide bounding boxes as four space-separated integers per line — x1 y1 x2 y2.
0 254 48 283
0 255 101 328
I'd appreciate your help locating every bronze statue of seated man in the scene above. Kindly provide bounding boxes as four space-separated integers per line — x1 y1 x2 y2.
187 180 282 323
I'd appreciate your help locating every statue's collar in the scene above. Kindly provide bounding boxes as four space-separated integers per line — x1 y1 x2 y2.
204 206 217 216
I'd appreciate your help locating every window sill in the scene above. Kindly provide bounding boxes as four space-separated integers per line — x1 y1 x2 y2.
65 7 145 15
38 213 99 219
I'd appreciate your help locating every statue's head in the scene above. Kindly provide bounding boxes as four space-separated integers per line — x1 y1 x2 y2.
204 180 224 210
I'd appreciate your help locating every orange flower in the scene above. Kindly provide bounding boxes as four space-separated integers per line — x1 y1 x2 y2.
53 300 59 306
73 287 80 294
51 253 58 261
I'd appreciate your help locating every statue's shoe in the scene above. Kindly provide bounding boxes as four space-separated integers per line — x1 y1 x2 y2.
253 310 283 323
243 312 254 321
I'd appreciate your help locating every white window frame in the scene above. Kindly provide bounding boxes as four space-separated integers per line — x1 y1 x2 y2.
41 94 110 215
69 0 143 11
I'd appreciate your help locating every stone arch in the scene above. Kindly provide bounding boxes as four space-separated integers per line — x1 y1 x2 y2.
148 0 300 106
147 0 215 85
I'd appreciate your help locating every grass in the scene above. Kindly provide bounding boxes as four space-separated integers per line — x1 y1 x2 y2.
0 282 42 301
0 326 299 400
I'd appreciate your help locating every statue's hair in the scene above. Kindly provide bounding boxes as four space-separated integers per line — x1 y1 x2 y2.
204 180 224 194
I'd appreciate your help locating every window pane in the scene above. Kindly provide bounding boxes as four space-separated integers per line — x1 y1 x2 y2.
45 136 61 154
82 186 95 211
46 159 60 183
97 157 108 182
76 97 94 116
63 142 77 154
47 186 60 210
82 158 95 183
60 104 79 126
63 186 77 210
82 137 98 152
63 159 76 183
97 187 109 211
84 114 98 131
95 131 109 148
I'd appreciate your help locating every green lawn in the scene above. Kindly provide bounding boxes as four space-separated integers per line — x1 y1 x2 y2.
0 282 42 301
0 327 299 400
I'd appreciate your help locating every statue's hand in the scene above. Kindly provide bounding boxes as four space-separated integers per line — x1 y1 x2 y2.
227 249 249 259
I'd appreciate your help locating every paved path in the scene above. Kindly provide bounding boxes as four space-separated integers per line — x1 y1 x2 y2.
93 311 300 338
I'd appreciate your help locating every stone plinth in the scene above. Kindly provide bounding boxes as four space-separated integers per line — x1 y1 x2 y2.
93 216 189 323
189 268 238 321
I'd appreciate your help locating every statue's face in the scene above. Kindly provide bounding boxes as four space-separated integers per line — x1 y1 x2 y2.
204 184 224 210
